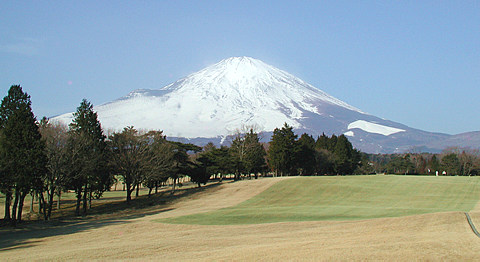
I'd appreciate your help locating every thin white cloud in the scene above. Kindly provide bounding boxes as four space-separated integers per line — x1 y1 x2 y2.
0 38 43 55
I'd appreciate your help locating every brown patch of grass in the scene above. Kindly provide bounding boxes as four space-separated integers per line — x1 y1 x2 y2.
1 177 480 260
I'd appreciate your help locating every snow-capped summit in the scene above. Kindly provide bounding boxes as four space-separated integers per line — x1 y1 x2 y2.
53 57 450 153
54 57 362 137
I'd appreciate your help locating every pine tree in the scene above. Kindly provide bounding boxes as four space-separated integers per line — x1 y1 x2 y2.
333 135 354 175
200 145 234 181
386 154 415 174
267 123 298 176
315 148 335 175
188 159 209 187
243 130 266 178
166 141 202 193
327 134 338 152
429 155 441 174
315 133 329 150
0 85 46 225
441 153 461 176
67 99 110 216
297 133 316 175
230 129 266 180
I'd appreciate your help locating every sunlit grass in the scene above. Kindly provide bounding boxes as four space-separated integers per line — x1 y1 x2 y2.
158 175 480 225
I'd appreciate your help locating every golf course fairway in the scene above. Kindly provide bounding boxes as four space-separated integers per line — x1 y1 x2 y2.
157 175 480 225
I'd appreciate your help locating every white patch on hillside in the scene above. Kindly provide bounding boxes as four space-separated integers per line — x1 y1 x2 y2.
344 131 355 137
348 120 405 136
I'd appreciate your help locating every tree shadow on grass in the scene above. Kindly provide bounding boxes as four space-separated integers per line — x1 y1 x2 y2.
0 182 224 251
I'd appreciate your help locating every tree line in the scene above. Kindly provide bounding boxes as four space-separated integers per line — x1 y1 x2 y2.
0 85 367 225
4 85 476 226
0 86 208 225
268 123 366 176
369 149 480 176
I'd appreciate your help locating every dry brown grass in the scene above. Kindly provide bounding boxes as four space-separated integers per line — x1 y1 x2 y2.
1 177 480 261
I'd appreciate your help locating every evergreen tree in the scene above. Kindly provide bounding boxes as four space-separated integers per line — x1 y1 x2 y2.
168 141 202 193
0 85 46 225
189 158 210 187
315 148 335 175
230 129 266 180
327 134 338 152
297 133 316 175
267 123 298 176
441 153 461 175
386 154 415 174
67 99 110 216
353 150 374 175
315 133 329 150
243 130 266 178
200 145 234 180
333 135 354 175
428 155 441 173
315 134 336 175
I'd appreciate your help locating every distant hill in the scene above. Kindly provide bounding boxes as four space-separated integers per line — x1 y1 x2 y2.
420 131 480 152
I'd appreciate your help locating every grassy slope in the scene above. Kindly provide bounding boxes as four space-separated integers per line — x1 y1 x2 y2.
158 175 480 225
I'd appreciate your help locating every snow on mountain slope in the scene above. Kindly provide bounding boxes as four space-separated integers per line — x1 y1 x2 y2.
52 56 452 153
348 120 405 136
54 57 364 138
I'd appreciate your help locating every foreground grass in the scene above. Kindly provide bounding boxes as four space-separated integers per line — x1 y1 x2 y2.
157 175 480 225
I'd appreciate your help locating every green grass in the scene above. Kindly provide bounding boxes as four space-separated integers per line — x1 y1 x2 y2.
157 175 480 225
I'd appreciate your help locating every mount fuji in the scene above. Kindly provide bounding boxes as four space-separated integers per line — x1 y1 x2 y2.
53 57 452 153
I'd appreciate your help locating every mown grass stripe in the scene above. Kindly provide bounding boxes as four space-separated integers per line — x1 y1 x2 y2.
156 176 480 225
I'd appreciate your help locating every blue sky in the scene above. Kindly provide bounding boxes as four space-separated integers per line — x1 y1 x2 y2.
0 1 478 135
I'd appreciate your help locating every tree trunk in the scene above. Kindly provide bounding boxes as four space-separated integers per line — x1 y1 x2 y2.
155 182 158 194
172 177 177 194
82 183 88 216
47 187 55 219
136 183 140 197
57 192 61 210
126 182 132 203
38 191 47 221
29 192 35 213
75 187 82 216
38 191 42 214
17 191 28 223
11 190 20 226
89 191 92 209
38 192 43 214
4 190 12 221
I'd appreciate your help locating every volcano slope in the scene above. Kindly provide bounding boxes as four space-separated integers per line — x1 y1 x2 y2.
2 176 480 261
